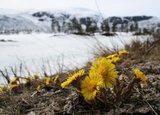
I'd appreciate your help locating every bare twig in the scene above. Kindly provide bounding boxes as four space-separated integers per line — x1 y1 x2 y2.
0 69 10 84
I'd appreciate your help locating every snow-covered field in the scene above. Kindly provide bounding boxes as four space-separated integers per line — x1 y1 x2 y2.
0 33 148 83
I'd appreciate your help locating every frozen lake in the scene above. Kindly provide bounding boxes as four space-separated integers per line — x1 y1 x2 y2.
0 33 148 83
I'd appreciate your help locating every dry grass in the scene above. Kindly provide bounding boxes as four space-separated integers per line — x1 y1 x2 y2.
125 34 160 63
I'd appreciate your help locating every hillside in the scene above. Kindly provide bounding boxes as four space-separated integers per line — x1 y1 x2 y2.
0 8 160 34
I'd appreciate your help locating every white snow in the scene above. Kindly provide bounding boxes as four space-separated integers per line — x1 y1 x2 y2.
0 33 149 83
138 17 160 29
64 7 100 18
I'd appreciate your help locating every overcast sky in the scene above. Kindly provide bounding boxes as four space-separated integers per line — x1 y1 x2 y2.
0 0 159 16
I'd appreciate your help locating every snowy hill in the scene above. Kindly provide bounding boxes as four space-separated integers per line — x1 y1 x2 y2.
138 17 160 30
0 15 39 33
0 8 160 34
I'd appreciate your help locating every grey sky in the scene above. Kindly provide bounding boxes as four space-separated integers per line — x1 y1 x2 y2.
0 0 159 16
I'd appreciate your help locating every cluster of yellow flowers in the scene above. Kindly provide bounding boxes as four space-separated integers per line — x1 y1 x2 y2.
0 76 20 92
9 77 20 90
0 74 59 92
81 57 118 100
106 50 129 63
61 50 148 101
0 49 148 104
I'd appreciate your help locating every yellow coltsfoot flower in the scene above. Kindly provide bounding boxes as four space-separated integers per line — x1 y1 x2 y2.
0 87 2 92
25 76 33 84
133 68 147 83
10 77 19 85
118 50 129 57
106 54 118 59
109 56 121 63
90 57 118 88
61 69 85 88
106 54 120 63
9 84 19 91
45 77 51 85
36 85 41 91
0 86 8 92
34 74 40 79
81 72 103 101
53 75 59 84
